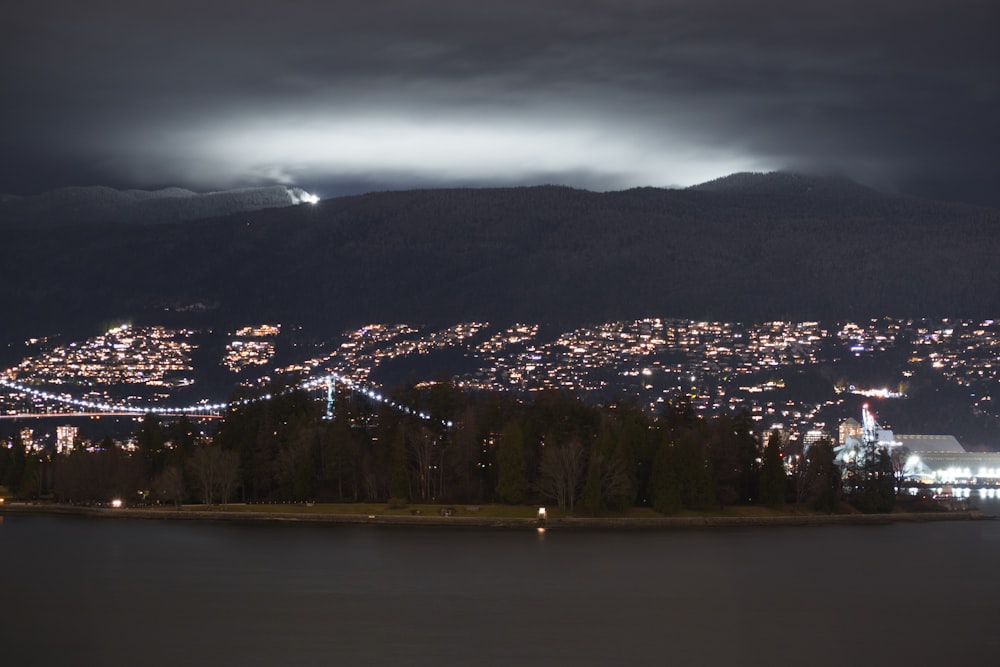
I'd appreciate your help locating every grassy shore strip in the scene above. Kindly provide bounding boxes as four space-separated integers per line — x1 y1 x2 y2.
549 510 983 529
0 502 984 529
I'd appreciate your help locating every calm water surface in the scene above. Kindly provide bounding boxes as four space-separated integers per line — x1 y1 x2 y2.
2 511 999 666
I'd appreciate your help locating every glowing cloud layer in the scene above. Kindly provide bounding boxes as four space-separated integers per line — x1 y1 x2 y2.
118 111 774 193
0 1 995 204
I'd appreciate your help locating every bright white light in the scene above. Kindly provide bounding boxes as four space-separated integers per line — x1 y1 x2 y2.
288 188 320 205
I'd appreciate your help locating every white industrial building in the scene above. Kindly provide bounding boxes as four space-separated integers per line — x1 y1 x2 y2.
836 407 1000 484
896 434 1000 484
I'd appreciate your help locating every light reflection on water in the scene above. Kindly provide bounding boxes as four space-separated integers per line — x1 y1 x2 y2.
927 487 1000 510
1 515 999 666
971 490 1000 515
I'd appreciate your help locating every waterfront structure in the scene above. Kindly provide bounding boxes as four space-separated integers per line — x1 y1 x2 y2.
835 412 1000 485
897 435 1000 484
835 404 898 466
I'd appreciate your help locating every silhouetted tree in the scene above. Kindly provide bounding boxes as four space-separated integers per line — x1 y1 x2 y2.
890 445 912 491
496 420 528 504
580 445 605 515
165 416 197 467
870 447 897 513
410 426 437 501
799 438 840 512
189 446 219 505
52 447 143 504
536 438 585 512
188 445 242 505
318 397 360 500
18 451 42 499
278 429 317 501
1 431 26 495
649 444 682 514
136 412 166 476
708 410 759 506
580 417 636 515
656 430 716 512
760 430 787 506
389 421 410 501
447 404 486 502
152 465 186 507
217 450 241 505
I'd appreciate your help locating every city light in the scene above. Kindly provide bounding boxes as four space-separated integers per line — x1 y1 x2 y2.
4 316 1000 444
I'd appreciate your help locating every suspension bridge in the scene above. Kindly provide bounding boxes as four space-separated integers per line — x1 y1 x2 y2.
0 373 453 428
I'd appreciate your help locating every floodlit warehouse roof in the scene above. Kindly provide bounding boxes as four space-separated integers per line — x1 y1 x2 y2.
896 434 966 454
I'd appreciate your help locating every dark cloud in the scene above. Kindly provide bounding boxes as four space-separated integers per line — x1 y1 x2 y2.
1 0 996 205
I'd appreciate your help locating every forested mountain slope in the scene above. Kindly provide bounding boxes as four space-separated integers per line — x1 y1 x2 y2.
2 174 998 340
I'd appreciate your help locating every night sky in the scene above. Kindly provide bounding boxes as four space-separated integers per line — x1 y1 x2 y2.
2 0 997 205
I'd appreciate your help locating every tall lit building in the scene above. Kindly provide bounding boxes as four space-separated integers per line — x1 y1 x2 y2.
56 425 78 454
838 418 861 447
20 427 36 452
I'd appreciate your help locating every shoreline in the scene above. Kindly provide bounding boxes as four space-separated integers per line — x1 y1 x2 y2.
0 502 986 529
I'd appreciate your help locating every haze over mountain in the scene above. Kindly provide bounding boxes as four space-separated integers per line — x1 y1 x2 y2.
2 172 998 342
0 185 318 229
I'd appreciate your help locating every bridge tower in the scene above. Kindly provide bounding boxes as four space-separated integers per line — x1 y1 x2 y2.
324 376 335 421
861 403 879 452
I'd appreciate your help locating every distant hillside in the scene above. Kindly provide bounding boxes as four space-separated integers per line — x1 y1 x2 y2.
690 171 881 199
2 173 999 340
0 185 316 228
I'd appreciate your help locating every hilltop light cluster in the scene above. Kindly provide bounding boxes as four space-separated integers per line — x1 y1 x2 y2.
455 319 826 410
277 322 489 387
8 324 196 389
223 324 281 373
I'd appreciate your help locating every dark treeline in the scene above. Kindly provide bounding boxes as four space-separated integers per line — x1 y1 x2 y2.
1 382 874 515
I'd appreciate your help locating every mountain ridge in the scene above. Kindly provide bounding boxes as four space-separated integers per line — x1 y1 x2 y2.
0 184 318 229
1 174 998 343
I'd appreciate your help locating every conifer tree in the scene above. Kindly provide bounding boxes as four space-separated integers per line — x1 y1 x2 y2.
760 430 787 506
496 421 528 504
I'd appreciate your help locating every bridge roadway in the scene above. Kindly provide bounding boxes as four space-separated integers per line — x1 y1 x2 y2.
0 373 451 427
0 411 222 420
